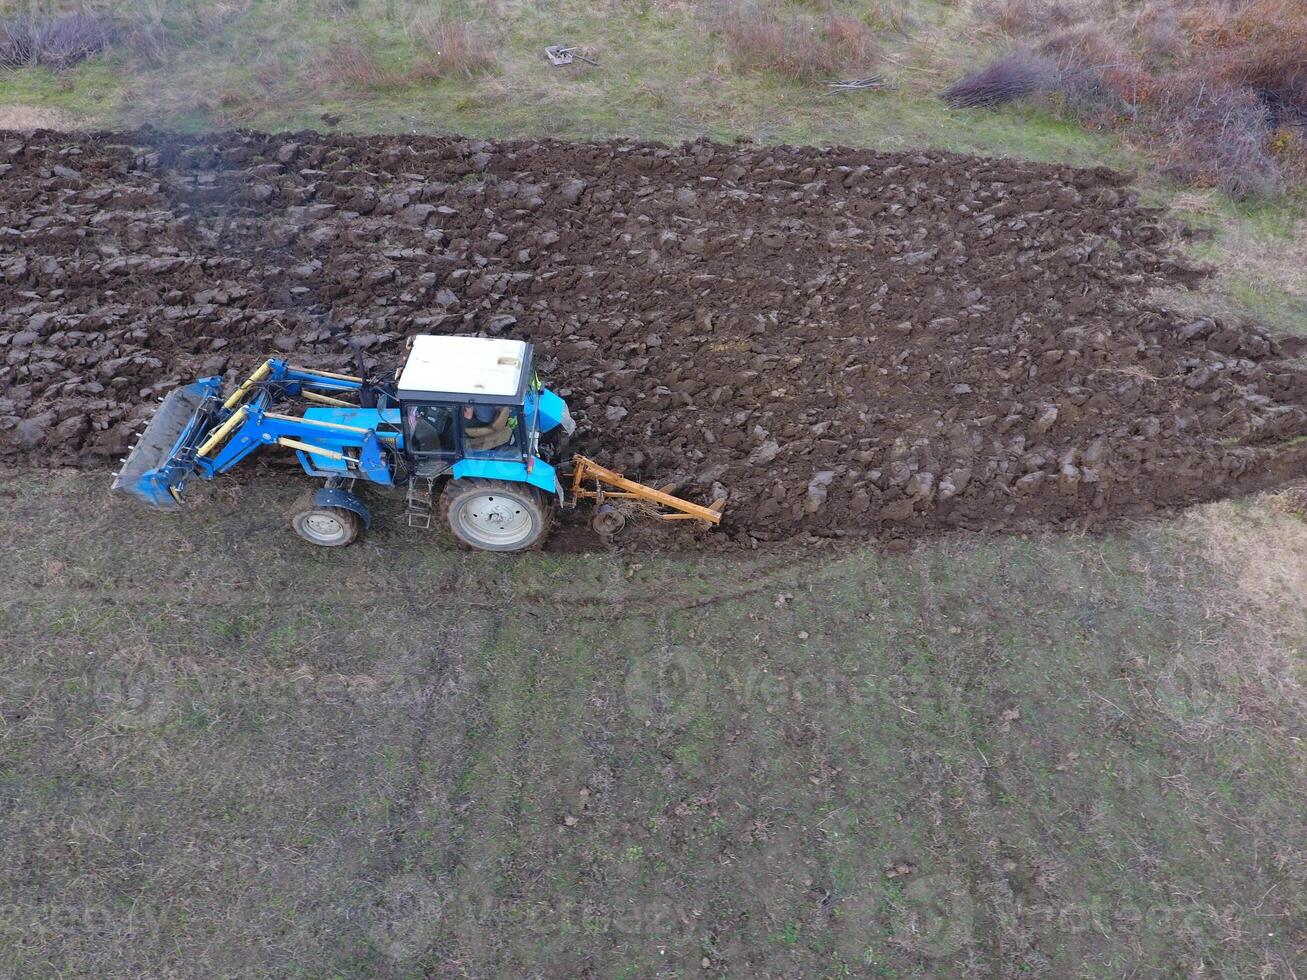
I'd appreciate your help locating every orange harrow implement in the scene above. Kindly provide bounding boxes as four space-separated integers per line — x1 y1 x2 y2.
569 454 726 539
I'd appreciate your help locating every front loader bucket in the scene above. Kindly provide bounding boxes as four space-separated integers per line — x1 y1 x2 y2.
111 378 222 508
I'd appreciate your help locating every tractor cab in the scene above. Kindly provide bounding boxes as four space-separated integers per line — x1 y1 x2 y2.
396 335 535 474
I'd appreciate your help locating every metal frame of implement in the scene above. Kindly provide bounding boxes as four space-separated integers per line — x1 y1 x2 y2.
569 455 725 526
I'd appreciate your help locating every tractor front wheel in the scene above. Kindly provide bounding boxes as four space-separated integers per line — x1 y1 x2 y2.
439 478 552 552
290 493 361 547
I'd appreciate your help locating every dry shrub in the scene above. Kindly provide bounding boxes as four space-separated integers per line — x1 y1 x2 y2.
1268 485 1307 520
315 43 402 90
1099 64 1156 104
942 49 1059 107
1189 0 1307 123
125 20 171 69
715 1 878 82
987 0 1082 36
957 0 1307 196
1176 0 1307 171
1133 3 1187 61
410 17 496 80
1270 125 1307 184
1149 74 1282 198
1034 22 1137 116
121 0 250 70
1038 21 1123 67
826 14 872 55
1172 0 1307 191
0 11 116 70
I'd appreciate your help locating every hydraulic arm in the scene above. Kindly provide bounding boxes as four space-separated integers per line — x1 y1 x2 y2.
112 359 393 507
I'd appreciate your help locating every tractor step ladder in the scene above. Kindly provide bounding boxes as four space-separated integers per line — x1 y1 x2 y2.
405 476 436 529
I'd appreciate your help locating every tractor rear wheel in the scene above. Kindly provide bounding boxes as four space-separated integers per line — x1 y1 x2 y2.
439 478 552 552
290 492 361 547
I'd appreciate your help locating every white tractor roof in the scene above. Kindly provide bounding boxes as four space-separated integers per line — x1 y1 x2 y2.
397 335 531 402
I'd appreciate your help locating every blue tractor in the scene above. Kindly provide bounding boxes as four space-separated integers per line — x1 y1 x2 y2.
112 335 578 551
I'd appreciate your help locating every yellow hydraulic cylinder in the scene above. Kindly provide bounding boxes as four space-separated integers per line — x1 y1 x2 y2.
264 411 369 433
290 366 363 383
278 438 347 461
196 406 248 458
301 390 355 408
223 359 273 410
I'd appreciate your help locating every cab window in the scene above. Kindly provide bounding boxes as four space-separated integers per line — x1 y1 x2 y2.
460 404 522 457
405 404 455 455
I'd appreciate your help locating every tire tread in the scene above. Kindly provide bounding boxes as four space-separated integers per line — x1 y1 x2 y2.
289 491 361 547
437 478 553 552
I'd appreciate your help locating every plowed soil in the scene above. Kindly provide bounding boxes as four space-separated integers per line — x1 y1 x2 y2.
2 129 1305 546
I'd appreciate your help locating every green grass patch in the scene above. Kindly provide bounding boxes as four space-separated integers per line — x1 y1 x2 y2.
1 474 1303 974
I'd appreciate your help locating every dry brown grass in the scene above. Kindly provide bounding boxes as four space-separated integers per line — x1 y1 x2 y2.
985 0 1102 36
120 0 251 70
409 16 496 80
0 103 76 130
1267 485 1307 519
309 18 496 93
1169 498 1307 737
313 43 403 91
253 54 288 94
713 1 878 82
1213 215 1307 296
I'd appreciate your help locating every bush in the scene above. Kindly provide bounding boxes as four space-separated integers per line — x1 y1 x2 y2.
957 0 1307 196
124 19 170 70
715 2 877 82
950 22 1138 118
942 50 1060 107
1034 23 1137 117
315 43 402 90
1189 0 1307 123
410 18 496 80
120 1 251 71
1270 125 1307 186
1134 4 1187 62
986 0 1086 37
1037 21 1121 67
0 11 116 70
1150 76 1283 199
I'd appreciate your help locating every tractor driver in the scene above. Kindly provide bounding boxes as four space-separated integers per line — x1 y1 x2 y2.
463 403 515 452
